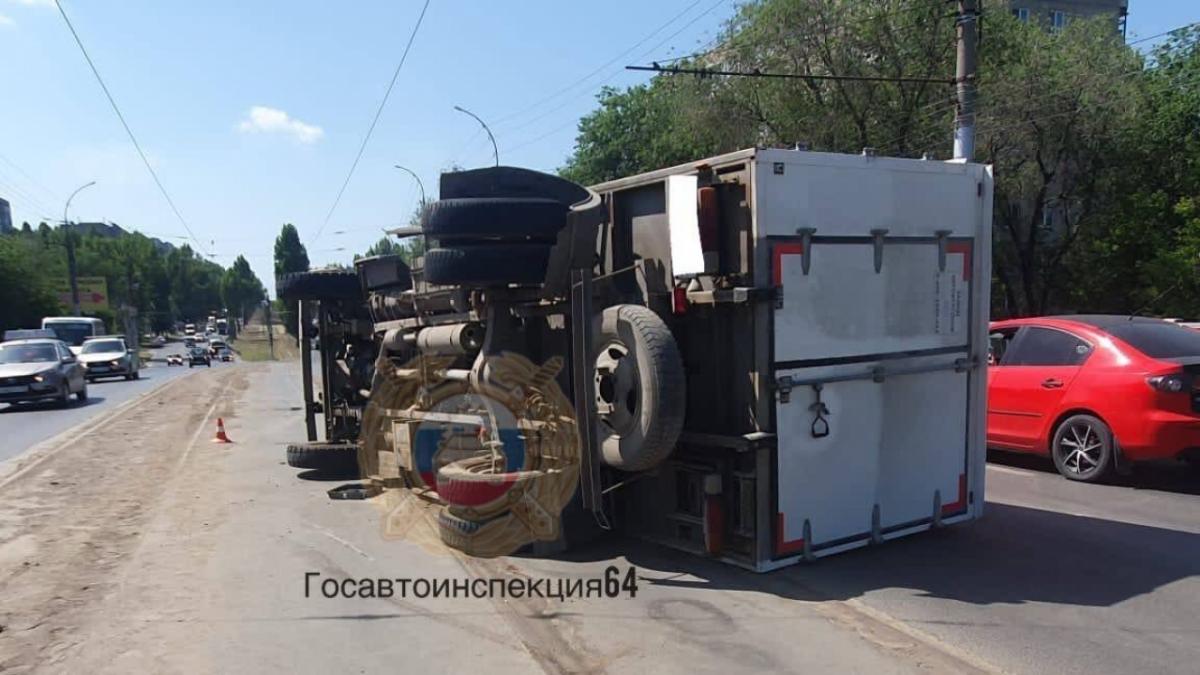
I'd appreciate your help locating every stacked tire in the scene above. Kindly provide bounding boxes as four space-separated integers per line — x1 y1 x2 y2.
422 168 588 288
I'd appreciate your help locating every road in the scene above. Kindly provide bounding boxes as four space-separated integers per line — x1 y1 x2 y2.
0 358 195 463
0 361 1196 673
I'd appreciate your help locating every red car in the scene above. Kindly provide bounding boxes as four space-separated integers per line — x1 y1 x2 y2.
988 315 1200 481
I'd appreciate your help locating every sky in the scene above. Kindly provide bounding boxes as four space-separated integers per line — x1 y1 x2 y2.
0 0 1196 295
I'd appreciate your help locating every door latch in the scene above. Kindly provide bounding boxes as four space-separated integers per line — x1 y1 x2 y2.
776 375 794 404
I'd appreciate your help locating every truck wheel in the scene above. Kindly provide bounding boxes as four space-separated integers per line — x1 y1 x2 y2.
436 456 540 519
1051 414 1114 482
423 198 568 243
277 268 362 301
436 509 518 558
592 304 685 471
286 441 360 473
424 244 551 286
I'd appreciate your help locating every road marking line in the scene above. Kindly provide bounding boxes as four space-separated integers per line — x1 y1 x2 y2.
986 464 1039 477
0 371 198 491
309 524 375 560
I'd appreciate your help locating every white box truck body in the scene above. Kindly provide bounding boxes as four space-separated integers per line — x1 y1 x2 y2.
592 148 993 569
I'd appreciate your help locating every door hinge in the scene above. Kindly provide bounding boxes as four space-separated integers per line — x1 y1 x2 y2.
776 375 793 404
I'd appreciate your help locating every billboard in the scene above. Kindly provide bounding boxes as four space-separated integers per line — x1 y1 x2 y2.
56 276 109 312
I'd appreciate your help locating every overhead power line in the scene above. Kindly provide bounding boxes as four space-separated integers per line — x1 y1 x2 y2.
488 0 712 128
626 64 955 85
54 0 207 254
312 0 432 244
1127 21 1199 46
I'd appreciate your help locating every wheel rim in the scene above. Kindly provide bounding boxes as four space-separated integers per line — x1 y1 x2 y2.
594 342 640 436
1058 422 1103 475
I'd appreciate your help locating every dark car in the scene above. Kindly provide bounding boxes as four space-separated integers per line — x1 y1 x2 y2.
988 315 1200 481
188 347 212 368
0 338 88 406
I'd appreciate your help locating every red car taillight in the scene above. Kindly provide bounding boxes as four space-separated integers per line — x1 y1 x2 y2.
1147 372 1188 393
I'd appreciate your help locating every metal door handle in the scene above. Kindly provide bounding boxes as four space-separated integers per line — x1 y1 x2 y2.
1041 378 1063 389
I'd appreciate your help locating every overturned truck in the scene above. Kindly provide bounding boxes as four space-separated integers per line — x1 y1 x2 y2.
283 147 994 571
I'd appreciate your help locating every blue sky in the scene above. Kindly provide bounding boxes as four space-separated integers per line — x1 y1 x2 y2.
0 0 1195 294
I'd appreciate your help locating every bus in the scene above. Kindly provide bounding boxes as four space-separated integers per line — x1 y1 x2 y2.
42 316 106 354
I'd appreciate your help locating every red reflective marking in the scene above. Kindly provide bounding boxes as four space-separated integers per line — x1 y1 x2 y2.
775 512 805 555
947 241 972 280
941 473 968 515
773 243 805 286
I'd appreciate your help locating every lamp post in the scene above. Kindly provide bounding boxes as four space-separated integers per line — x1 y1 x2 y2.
393 164 427 206
453 105 499 167
63 180 96 315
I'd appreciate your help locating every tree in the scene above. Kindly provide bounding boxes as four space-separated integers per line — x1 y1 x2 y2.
560 0 1178 318
221 255 266 323
274 223 309 279
0 235 62 331
20 222 32 234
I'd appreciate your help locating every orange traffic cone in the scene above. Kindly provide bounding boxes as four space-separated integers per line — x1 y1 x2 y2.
212 417 233 444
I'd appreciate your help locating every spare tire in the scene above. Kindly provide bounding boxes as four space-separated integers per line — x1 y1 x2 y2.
286 441 359 473
424 244 551 286
277 269 362 301
423 198 568 242
592 304 686 471
436 455 542 519
439 166 590 206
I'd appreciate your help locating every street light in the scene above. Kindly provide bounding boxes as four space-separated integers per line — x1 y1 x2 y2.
393 164 427 206
63 180 96 315
453 105 499 167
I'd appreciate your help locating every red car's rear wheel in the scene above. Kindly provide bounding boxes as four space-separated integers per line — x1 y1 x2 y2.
1051 414 1114 482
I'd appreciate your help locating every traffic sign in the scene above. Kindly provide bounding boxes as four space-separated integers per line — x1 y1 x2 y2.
56 276 109 312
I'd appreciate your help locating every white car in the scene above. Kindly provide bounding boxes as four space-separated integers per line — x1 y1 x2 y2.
166 353 184 366
79 336 140 381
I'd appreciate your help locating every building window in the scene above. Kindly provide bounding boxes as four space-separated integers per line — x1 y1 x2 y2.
1012 8 1029 22
1051 10 1067 32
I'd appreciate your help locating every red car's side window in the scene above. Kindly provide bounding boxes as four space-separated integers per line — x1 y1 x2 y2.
1004 327 1092 367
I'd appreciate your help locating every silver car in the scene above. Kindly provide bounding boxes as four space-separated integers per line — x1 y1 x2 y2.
0 339 88 406
79 336 140 381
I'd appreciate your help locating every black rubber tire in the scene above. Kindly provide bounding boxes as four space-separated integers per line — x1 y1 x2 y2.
439 166 590 206
1051 414 1114 482
76 385 88 402
436 456 542 520
436 508 512 557
592 304 686 472
277 268 362 301
423 198 568 242
57 384 71 408
424 244 551 286
286 441 360 472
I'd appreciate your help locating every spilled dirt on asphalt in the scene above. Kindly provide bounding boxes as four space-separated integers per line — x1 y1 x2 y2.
0 367 245 674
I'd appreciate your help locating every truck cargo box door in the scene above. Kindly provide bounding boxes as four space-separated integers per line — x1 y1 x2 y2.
771 237 973 557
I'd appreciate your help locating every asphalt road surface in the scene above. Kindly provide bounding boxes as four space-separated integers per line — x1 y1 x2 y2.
0 360 1197 674
0 359 196 463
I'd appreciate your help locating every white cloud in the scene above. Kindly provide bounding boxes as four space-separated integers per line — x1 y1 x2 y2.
237 106 324 144
0 14 14 27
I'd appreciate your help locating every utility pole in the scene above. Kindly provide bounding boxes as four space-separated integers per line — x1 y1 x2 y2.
63 181 96 315
265 300 275 360
953 0 979 161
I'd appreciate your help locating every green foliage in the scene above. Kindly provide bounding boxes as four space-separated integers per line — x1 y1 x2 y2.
0 224 263 333
0 234 63 331
221 255 267 323
273 223 309 278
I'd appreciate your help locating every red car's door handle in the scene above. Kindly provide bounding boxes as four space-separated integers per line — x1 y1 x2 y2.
1041 378 1064 389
